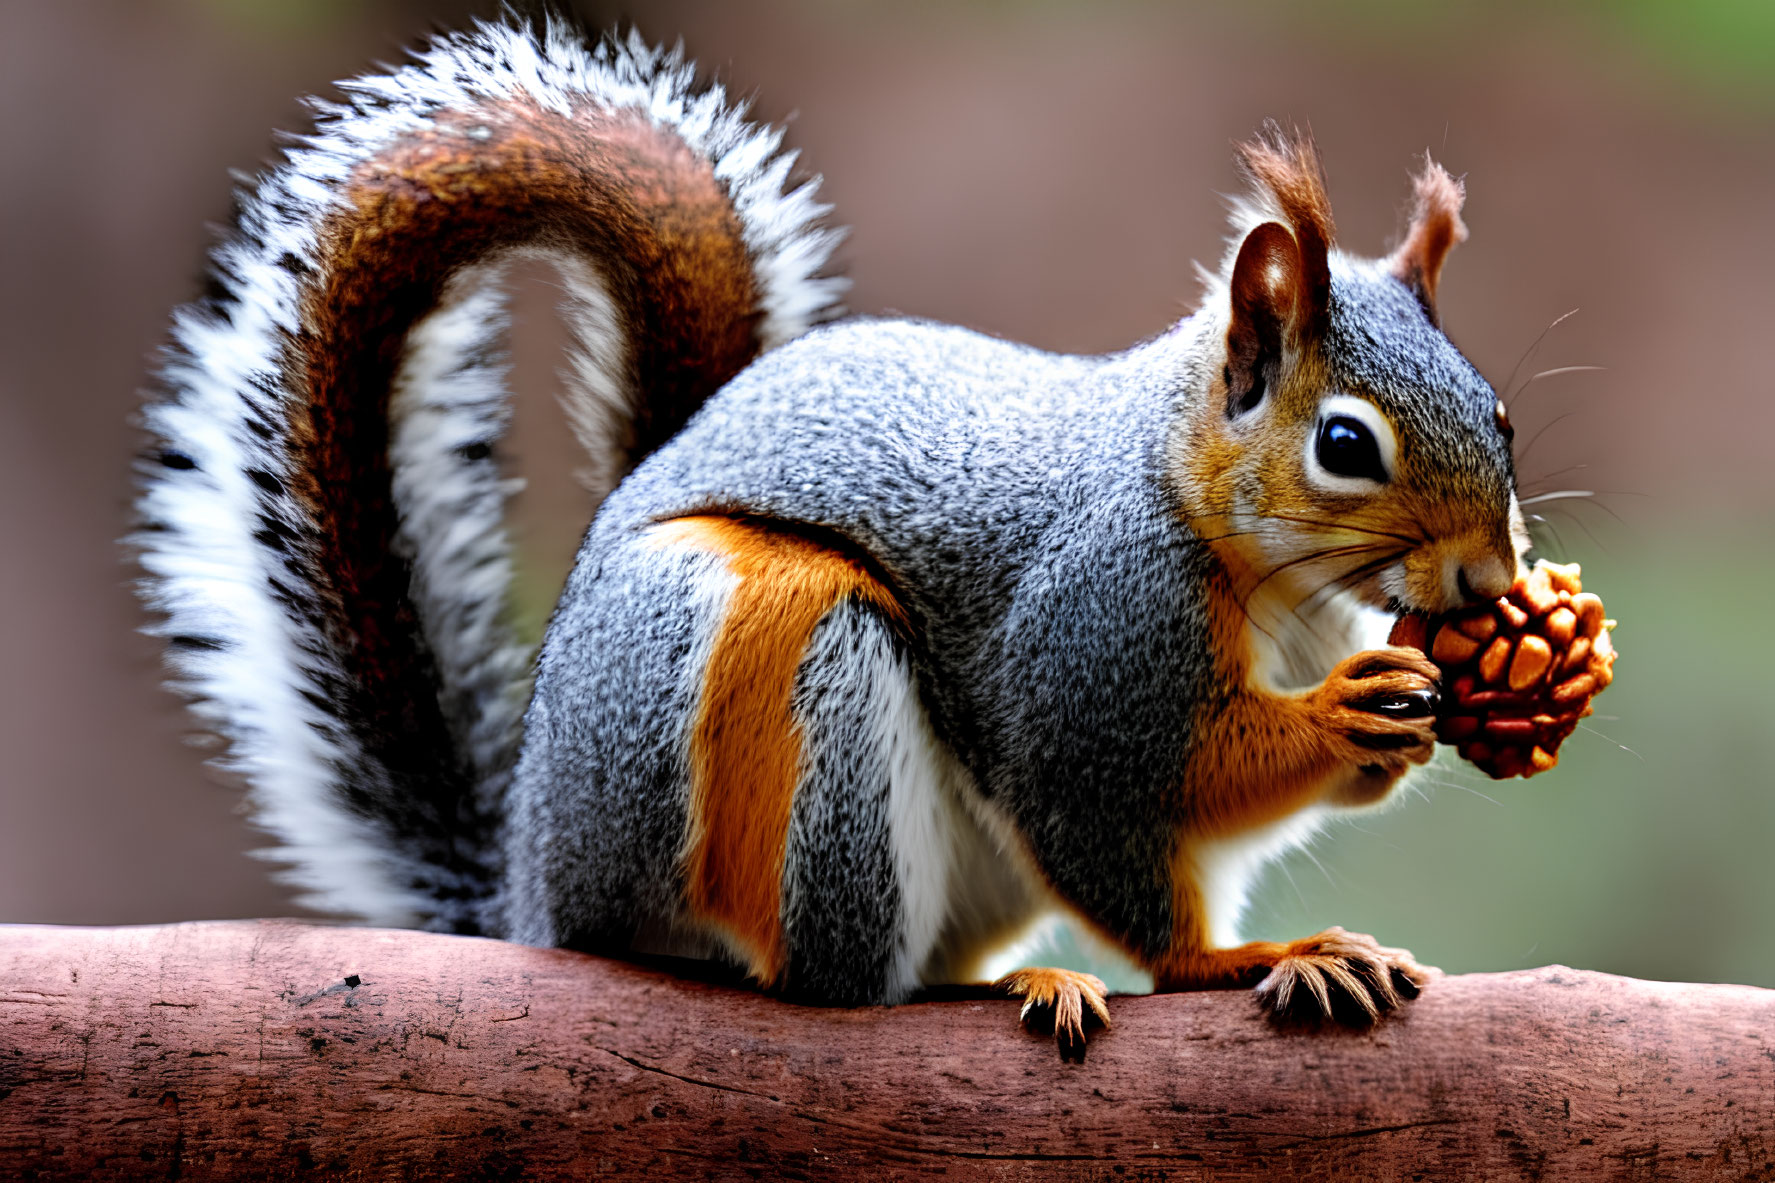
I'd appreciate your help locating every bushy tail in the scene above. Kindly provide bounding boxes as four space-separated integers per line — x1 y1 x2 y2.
135 17 845 931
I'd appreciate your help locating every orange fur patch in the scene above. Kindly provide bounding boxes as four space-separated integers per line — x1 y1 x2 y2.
1178 568 1340 837
653 515 904 984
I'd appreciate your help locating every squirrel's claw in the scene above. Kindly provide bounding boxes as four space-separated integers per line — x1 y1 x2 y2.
996 967 1110 1061
1254 926 1434 1025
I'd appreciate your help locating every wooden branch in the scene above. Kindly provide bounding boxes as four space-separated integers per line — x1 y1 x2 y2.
2 922 1771 1179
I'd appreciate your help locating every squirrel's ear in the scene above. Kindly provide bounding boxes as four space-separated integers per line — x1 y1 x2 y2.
1235 123 1335 340
1224 221 1303 415
1389 157 1467 326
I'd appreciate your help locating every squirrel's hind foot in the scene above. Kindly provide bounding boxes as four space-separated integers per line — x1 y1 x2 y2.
1254 927 1433 1026
996 967 1110 1061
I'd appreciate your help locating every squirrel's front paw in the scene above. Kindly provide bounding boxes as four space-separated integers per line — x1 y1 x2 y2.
1313 647 1440 772
996 967 1110 1062
1255 927 1432 1025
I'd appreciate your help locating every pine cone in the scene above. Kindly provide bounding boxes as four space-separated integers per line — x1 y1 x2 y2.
1388 561 1617 780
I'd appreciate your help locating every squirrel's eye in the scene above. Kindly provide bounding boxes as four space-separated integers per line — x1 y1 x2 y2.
1315 415 1388 483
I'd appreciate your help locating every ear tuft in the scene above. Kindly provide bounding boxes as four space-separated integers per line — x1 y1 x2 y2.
1390 156 1468 326
1230 121 1335 338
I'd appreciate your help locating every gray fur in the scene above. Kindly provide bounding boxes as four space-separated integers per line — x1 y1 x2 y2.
1326 259 1514 513
514 249 1510 990
502 538 731 950
781 603 905 1003
516 317 1222 970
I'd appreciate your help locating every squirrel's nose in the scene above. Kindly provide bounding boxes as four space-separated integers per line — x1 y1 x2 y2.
1456 555 1514 605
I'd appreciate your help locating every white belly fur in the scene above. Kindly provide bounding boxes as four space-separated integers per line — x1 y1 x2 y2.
1190 581 1400 947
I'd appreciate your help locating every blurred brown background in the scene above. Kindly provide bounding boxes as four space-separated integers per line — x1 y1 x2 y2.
3 0 1772 987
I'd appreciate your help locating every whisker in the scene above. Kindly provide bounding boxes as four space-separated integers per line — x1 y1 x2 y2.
1175 522 1385 642
1342 821 1405 853
1578 723 1643 761
1426 777 1506 808
1294 548 1408 615
1174 528 1288 644
1327 554 1405 607
1501 307 1580 407
1539 505 1606 553
1179 513 1422 646
1247 542 1390 602
1513 411 1575 468
1182 526 1284 545
1536 492 1640 532
1174 523 1401 550
1520 364 1606 389
1518 462 1590 494
1583 497 1636 530
1519 489 1594 506
1253 513 1420 546
1276 859 1309 913
1242 544 1400 660
1534 488 1645 501
1184 511 1421 548
1526 512 1569 556
1211 570 1282 646
1179 519 1351 547
1297 843 1338 889
1249 544 1399 656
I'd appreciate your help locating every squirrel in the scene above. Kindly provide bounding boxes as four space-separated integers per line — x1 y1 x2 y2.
137 16 1525 1055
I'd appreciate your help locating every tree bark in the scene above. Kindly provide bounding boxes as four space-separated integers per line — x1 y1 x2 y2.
1 920 1771 1180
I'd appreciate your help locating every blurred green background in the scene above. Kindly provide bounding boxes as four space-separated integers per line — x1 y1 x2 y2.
2 0 1771 992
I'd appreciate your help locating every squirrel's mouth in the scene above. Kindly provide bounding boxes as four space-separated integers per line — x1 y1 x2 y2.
1388 542 1521 615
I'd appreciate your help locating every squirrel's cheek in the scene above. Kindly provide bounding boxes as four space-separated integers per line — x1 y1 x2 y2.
1399 548 1453 613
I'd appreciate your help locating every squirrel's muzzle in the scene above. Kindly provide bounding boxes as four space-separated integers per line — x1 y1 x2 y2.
1402 535 1516 613
1455 554 1514 605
